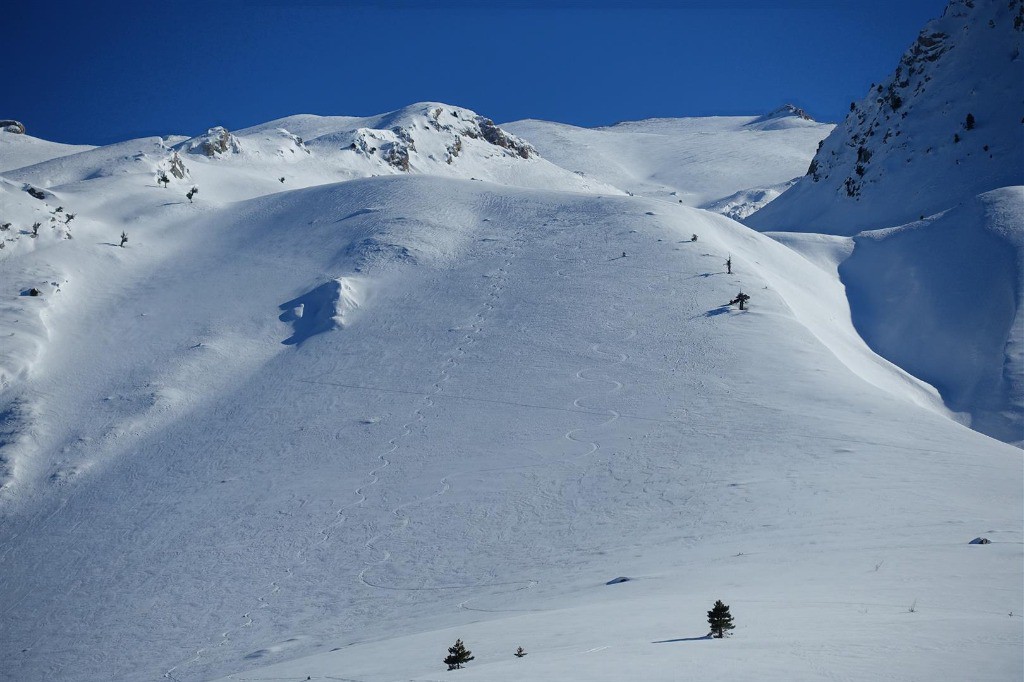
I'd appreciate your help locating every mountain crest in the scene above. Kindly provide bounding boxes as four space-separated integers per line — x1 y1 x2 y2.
749 0 1024 234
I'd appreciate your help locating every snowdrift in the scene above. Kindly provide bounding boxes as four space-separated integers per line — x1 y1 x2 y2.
838 187 1024 444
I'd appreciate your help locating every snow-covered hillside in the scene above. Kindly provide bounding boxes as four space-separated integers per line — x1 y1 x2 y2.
841 188 1022 444
747 0 1024 234
746 0 1024 447
504 106 833 210
0 95 1020 682
0 124 94 173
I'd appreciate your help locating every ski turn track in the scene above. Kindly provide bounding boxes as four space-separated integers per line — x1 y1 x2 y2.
355 232 540 610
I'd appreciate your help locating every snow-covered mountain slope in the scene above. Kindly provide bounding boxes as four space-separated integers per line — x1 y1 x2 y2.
745 0 1024 446
0 98 1020 682
770 186 1024 446
702 179 797 222
0 127 95 173
840 188 1021 444
2 103 617 210
503 106 832 209
747 0 1024 235
0 164 1020 681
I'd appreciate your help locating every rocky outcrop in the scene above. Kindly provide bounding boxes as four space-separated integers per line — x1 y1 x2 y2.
184 126 242 157
383 142 410 171
340 104 537 175
473 117 534 159
168 152 188 179
0 120 26 134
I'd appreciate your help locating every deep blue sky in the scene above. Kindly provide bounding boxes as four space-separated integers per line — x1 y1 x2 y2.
9 0 947 145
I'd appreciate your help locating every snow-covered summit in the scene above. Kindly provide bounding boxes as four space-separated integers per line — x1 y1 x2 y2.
743 103 818 131
3 103 619 201
748 0 1024 234
0 127 95 174
504 109 833 207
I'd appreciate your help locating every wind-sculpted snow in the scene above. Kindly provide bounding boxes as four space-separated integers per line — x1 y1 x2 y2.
279 277 362 345
742 0 1024 447
838 188 1024 444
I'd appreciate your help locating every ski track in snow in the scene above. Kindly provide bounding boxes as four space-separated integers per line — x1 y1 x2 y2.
353 226 541 609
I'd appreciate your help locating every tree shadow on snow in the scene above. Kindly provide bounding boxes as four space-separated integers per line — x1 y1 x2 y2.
652 635 712 643
703 305 732 317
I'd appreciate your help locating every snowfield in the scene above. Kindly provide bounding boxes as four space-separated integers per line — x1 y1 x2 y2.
503 106 832 211
0 12 1021 678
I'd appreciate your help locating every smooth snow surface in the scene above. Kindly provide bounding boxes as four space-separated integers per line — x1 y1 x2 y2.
0 130 94 173
839 188 1024 445
0 96 1020 682
503 110 832 210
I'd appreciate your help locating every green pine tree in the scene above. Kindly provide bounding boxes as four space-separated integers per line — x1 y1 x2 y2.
443 638 474 670
707 600 735 638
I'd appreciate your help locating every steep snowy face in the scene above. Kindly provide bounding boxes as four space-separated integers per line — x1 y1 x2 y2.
836 188 1024 445
748 0 1024 234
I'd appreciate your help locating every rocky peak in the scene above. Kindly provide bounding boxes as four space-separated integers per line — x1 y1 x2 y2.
748 0 1024 234
344 104 536 173
181 126 242 157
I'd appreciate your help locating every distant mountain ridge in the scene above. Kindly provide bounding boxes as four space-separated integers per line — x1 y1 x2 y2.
504 106 832 208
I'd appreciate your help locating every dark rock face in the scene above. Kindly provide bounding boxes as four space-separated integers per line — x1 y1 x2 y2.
383 143 410 171
24 185 49 201
475 117 534 159
0 120 26 134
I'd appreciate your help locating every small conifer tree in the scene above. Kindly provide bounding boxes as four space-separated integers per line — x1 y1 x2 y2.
514 646 527 658
186 186 198 203
965 113 975 130
707 600 735 638
444 639 474 670
119 231 128 247
157 171 170 188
